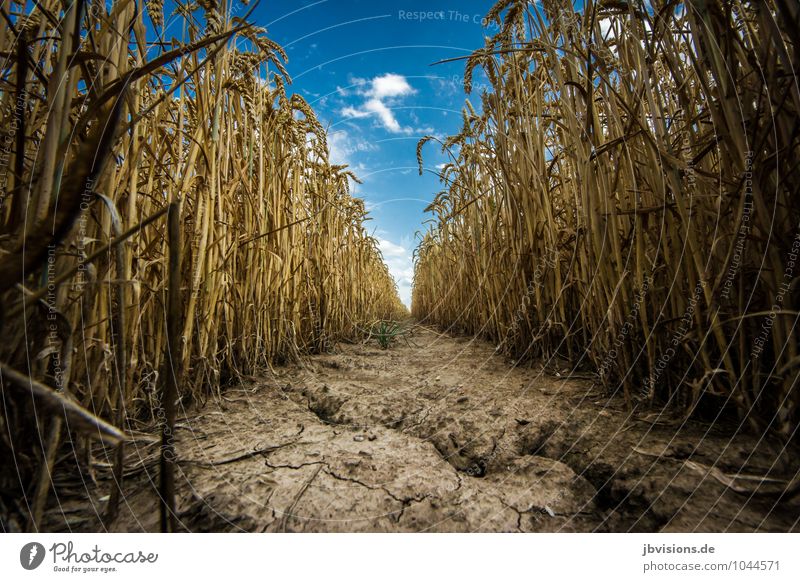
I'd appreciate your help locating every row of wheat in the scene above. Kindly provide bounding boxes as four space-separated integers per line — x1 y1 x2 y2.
0 0 405 529
413 0 799 436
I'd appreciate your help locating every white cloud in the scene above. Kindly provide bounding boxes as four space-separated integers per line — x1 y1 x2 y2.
340 106 370 119
599 18 615 40
363 98 401 133
370 73 414 99
339 73 416 134
328 129 378 168
379 239 406 258
378 238 414 308
328 131 351 166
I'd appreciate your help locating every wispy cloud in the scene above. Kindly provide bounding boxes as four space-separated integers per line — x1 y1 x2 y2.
328 129 378 168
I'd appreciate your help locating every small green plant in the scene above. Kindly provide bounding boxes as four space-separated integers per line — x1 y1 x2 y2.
371 320 406 349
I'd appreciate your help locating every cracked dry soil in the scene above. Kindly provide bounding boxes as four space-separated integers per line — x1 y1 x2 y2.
52 326 799 532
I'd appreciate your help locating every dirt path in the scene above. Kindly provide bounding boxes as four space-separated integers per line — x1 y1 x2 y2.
49 326 799 532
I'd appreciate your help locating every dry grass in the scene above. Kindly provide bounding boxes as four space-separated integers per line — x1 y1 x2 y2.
413 0 799 436
0 0 404 529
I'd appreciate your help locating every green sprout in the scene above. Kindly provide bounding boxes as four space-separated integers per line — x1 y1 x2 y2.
371 320 407 349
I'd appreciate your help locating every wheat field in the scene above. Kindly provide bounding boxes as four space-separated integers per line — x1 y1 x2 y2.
0 0 404 529
1 0 798 535
413 0 799 435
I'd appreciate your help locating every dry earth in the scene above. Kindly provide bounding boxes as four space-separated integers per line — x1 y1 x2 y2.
45 325 800 532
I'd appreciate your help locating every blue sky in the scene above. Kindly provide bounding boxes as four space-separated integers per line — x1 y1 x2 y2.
243 0 500 306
